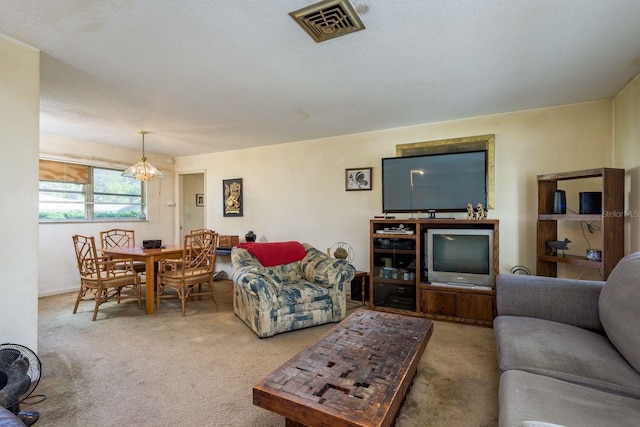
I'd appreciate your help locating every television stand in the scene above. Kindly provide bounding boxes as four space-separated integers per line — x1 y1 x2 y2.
369 218 499 326
418 216 456 220
429 282 494 291
411 211 437 220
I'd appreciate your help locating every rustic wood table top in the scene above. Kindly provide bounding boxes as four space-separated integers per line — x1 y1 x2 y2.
253 310 434 427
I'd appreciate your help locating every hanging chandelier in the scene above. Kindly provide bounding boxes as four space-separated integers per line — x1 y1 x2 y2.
122 130 165 181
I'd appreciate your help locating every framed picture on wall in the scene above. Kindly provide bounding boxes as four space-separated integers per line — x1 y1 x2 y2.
345 167 372 191
223 178 243 217
196 194 204 207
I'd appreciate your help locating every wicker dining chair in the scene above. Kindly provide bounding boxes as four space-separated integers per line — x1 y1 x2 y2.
99 228 146 273
72 234 141 321
156 230 219 316
189 228 212 233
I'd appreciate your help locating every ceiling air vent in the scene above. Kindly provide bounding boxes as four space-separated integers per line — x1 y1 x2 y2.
290 0 365 43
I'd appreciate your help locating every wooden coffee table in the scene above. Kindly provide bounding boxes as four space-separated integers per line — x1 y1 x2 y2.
253 310 434 427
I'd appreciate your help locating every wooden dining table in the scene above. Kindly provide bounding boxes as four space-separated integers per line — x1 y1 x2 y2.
101 245 184 314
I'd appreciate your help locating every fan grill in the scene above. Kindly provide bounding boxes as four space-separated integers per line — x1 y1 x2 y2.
0 343 41 409
329 242 354 263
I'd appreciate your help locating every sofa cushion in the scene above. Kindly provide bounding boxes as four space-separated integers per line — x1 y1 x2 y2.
494 315 640 398
599 251 640 373
277 280 331 306
268 262 303 285
500 370 640 427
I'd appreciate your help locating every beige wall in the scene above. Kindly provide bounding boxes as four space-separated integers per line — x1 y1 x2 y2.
38 134 176 296
0 23 633 354
37 98 632 296
614 73 640 254
0 35 40 349
175 100 616 279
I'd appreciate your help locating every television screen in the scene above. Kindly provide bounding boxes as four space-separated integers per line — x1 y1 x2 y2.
382 150 487 213
432 234 490 275
427 228 495 288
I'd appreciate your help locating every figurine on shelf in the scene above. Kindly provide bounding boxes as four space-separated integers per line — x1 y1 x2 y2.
475 203 487 220
467 203 475 220
547 238 571 256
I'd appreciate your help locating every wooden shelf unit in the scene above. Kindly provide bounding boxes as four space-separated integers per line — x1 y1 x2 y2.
536 168 624 279
369 219 499 326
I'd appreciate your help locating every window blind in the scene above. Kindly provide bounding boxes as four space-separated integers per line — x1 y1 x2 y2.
39 160 89 184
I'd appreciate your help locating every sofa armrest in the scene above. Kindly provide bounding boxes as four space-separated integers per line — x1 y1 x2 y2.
496 273 604 332
0 407 25 427
300 245 356 289
231 266 280 307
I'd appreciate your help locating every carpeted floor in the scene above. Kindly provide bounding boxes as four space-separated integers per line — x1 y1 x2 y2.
31 280 498 426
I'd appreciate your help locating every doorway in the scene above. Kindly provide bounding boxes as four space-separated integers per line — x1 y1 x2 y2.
180 173 205 239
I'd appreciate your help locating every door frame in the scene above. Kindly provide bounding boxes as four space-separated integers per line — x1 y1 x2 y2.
177 170 207 240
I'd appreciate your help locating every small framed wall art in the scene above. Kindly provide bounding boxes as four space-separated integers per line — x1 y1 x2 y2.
196 194 204 207
223 178 243 217
345 167 372 191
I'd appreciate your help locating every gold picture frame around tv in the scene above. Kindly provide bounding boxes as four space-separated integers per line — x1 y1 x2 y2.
396 134 495 209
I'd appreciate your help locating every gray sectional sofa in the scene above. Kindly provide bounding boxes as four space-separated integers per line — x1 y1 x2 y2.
494 252 640 426
0 407 24 427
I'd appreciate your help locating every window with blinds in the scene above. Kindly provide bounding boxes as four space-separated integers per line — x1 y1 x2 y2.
39 160 145 221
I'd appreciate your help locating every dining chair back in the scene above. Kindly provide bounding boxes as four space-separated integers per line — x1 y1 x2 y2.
100 228 135 249
157 230 219 316
189 228 212 233
99 228 146 273
72 234 141 321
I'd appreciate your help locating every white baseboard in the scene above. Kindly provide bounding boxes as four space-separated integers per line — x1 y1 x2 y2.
39 287 77 298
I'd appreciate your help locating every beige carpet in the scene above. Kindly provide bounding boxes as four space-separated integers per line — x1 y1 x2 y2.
31 280 498 426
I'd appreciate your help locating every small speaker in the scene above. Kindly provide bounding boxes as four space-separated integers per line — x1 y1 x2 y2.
579 192 602 214
553 190 566 214
142 240 162 249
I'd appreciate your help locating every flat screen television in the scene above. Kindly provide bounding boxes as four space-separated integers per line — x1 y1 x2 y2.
382 150 487 214
426 228 495 289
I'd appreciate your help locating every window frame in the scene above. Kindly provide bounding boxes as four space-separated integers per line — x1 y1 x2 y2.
39 161 147 223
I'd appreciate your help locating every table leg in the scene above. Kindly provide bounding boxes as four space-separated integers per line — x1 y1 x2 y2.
352 271 369 308
145 258 155 314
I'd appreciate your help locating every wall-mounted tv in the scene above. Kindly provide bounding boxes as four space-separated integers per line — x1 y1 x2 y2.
382 150 487 214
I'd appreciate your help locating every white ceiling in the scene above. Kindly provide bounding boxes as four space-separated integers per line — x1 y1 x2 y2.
1 0 640 157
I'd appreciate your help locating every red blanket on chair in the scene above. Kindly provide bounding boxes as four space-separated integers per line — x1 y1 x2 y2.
237 241 306 267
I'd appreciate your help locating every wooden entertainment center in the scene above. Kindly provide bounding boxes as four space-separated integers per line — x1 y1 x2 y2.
369 219 499 326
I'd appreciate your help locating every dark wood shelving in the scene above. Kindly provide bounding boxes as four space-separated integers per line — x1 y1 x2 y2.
370 219 498 327
538 214 601 221
373 277 417 285
539 254 602 268
372 248 416 255
536 168 624 279
372 233 417 239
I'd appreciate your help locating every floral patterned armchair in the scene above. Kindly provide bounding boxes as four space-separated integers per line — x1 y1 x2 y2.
231 242 355 338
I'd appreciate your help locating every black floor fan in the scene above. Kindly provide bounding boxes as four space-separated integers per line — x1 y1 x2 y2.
0 343 41 426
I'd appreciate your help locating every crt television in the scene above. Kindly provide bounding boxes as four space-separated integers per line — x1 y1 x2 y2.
382 150 487 214
426 228 495 289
